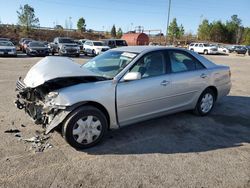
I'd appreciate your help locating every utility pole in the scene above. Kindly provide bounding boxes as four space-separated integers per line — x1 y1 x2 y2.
166 0 172 45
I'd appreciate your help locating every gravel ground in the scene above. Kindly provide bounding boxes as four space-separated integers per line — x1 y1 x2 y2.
0 53 249 188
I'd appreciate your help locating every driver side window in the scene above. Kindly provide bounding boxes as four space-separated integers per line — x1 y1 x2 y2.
129 51 166 78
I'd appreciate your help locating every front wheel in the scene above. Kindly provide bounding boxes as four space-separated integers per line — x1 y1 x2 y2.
204 50 208 55
62 106 108 149
194 89 215 116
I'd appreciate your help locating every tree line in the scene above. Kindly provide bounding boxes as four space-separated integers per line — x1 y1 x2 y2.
13 4 250 44
167 15 250 45
197 15 250 45
16 4 124 38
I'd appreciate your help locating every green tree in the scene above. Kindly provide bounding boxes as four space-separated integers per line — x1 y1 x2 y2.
210 21 227 42
117 27 123 38
77 17 86 32
111 25 116 38
168 18 179 42
197 19 211 41
178 24 185 38
242 28 250 45
226 15 242 43
17 4 39 34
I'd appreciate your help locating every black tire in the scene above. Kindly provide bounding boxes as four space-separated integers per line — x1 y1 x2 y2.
190 48 194 51
62 106 108 149
75 53 80 57
204 50 208 55
194 88 215 116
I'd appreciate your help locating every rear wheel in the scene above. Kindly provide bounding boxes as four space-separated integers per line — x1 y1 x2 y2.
204 50 208 55
194 88 215 116
62 106 108 149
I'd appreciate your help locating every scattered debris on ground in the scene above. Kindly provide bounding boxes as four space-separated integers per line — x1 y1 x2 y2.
5 121 53 153
22 131 53 153
14 133 21 137
4 129 20 133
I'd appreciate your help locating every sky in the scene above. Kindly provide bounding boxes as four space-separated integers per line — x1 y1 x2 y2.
0 0 249 34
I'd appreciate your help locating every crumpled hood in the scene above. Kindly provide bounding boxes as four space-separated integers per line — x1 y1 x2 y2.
23 56 98 88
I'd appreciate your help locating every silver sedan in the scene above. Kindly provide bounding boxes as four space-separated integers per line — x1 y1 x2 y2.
15 46 231 149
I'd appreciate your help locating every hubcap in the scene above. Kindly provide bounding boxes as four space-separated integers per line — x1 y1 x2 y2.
72 115 102 144
200 93 214 113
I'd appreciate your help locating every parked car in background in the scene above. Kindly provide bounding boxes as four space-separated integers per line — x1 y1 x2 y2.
149 42 160 46
217 45 230 54
15 46 231 149
101 39 128 48
0 41 17 57
79 39 88 45
83 40 110 56
49 37 80 57
22 39 34 53
229 45 247 54
0 38 11 41
19 38 32 51
246 46 250 55
26 41 50 57
188 43 218 55
74 40 83 51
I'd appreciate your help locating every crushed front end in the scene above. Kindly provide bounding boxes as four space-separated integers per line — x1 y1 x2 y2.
15 77 64 128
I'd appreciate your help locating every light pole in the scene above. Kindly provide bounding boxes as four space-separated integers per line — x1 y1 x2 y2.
166 0 172 45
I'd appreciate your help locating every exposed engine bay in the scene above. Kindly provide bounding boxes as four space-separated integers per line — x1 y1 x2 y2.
15 76 107 128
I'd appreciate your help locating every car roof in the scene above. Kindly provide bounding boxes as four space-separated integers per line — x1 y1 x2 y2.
111 46 183 53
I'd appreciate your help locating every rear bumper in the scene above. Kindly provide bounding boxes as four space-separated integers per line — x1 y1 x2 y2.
217 82 232 100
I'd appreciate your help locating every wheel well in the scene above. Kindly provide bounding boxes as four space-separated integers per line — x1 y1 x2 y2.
71 101 111 128
206 86 218 101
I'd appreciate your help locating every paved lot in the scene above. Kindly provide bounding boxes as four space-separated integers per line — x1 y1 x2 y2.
0 54 249 188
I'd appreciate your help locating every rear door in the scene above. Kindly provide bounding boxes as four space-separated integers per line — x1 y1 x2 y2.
116 50 173 126
167 50 209 109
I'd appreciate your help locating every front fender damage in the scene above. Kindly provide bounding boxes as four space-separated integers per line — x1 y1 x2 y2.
45 110 70 134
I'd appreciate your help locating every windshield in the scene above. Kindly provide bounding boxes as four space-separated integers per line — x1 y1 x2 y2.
0 41 14 46
58 38 74 43
93 42 103 46
116 40 127 46
82 50 138 79
29 42 46 47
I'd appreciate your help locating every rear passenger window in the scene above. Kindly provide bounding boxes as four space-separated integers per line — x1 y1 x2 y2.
169 51 205 73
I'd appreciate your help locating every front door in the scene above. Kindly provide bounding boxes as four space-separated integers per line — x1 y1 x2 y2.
116 51 172 126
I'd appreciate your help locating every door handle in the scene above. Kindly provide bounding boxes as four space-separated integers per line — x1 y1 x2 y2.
160 80 169 86
200 73 207 78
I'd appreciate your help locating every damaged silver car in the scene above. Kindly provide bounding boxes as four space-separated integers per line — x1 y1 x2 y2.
15 46 231 149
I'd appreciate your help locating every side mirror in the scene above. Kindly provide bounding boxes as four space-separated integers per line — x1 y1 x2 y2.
123 72 141 81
